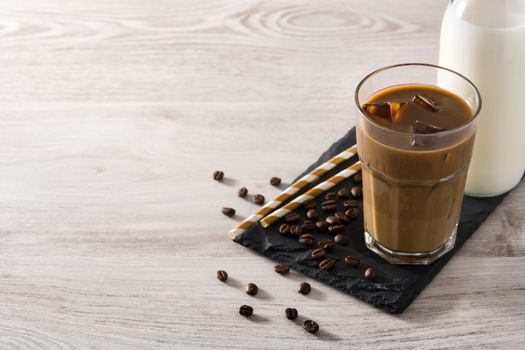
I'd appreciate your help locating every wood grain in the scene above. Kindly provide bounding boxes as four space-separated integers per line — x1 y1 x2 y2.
0 0 524 348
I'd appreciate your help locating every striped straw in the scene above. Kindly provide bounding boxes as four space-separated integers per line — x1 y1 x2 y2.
259 161 362 228
228 145 358 239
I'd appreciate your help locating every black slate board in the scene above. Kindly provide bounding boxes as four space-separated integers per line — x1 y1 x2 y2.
234 127 514 314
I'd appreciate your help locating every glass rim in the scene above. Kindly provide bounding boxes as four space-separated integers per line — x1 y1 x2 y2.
354 63 482 138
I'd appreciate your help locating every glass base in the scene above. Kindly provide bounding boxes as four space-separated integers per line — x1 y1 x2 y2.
364 226 457 265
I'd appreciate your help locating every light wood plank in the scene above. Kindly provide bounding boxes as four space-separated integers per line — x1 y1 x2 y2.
0 0 523 348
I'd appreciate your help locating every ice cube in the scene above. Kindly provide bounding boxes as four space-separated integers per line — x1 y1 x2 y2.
412 94 439 112
411 136 432 147
389 101 405 122
363 102 406 122
414 120 444 134
362 102 390 120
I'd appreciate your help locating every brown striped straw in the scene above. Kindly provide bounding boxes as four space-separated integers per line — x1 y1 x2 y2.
228 145 358 239
259 161 362 228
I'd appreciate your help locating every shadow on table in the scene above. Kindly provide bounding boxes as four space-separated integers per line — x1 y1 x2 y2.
294 315 341 341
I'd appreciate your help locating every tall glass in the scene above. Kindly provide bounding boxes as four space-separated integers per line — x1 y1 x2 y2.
355 63 481 265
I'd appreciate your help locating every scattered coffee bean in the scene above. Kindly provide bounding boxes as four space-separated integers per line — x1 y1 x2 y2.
298 233 314 246
325 192 338 200
303 200 316 209
303 320 319 333
353 172 362 183
239 305 253 317
364 267 376 280
306 209 318 220
345 207 360 219
328 224 344 233
245 283 258 296
351 186 362 198
253 194 265 205
338 188 350 198
222 207 236 217
345 255 359 267
285 308 298 320
285 212 301 223
319 257 336 270
290 225 302 237
270 177 282 186
279 223 290 235
298 282 311 295
274 264 290 275
316 220 329 232
343 200 359 208
318 239 335 251
216 270 228 282
334 234 349 246
321 199 338 211
238 187 248 198
335 211 349 223
213 170 224 181
325 215 340 225
311 247 326 260
301 220 316 232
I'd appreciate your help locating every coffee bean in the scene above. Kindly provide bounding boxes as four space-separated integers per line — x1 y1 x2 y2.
298 233 314 246
279 223 290 235
301 220 316 232
353 172 362 183
290 225 302 237
270 177 282 186
345 207 360 219
285 212 301 223
245 283 258 296
216 270 228 282
306 209 318 220
335 211 349 223
213 170 224 181
318 239 335 251
351 186 362 198
253 194 265 205
303 320 319 333
303 200 316 209
316 220 329 232
222 207 236 217
345 255 359 267
338 188 350 198
321 199 338 211
334 234 349 246
311 247 326 260
328 224 344 233
325 216 340 225
325 192 338 200
319 257 336 270
239 305 253 317
364 267 376 280
343 200 359 208
298 282 311 295
285 308 298 320
238 187 248 198
274 264 290 275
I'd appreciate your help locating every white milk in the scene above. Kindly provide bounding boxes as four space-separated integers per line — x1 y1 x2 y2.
438 0 525 196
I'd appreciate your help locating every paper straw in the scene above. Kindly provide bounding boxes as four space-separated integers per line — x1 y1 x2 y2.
228 145 358 239
259 161 362 228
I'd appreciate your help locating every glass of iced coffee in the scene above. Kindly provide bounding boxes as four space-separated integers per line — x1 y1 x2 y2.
355 63 481 265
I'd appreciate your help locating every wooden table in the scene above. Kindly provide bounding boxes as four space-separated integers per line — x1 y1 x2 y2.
1 0 524 348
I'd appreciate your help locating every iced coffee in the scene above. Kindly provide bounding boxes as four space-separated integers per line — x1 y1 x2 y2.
355 64 481 265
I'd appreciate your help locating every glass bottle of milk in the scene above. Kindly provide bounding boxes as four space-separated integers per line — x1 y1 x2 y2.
439 0 525 197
